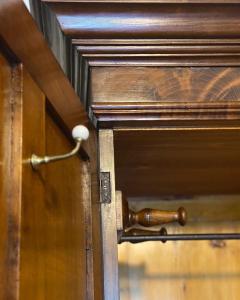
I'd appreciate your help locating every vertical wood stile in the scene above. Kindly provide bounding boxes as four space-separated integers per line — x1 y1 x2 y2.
99 130 119 300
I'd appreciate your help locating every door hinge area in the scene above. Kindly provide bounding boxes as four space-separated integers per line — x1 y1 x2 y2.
100 172 111 203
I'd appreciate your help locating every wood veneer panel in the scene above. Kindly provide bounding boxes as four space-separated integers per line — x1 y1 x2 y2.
114 129 240 197
19 67 46 300
0 52 22 300
19 68 88 299
43 113 87 299
90 67 240 103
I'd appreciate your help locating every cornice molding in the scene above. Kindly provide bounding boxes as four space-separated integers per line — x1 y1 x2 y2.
31 1 240 128
91 102 240 128
37 2 240 39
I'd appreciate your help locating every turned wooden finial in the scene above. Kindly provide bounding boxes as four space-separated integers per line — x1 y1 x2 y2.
124 205 187 228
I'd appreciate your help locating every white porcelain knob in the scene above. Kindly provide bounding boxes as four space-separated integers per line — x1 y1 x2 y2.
72 125 89 141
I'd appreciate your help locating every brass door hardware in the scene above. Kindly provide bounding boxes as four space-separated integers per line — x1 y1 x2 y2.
31 125 89 169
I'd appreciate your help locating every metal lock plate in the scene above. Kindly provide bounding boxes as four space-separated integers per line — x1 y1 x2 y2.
100 172 111 203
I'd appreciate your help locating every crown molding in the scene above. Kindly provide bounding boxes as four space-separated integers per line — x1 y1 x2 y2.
31 1 240 128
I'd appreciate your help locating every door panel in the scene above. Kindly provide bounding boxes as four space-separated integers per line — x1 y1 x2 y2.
0 52 23 300
0 2 103 297
0 50 94 299
20 69 88 299
20 66 46 300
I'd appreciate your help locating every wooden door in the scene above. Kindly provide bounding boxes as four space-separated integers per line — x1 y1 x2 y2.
0 2 103 299
0 47 89 300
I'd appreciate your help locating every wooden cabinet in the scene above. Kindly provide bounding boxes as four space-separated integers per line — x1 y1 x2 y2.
98 128 240 300
2 1 240 300
0 2 102 299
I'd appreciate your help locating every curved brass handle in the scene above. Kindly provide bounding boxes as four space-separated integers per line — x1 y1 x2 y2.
31 125 89 169
128 207 187 227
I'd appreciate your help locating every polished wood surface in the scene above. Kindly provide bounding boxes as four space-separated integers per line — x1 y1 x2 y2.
20 71 102 299
0 2 106 299
90 67 240 103
0 27 98 300
92 102 240 129
0 0 88 133
0 52 22 300
31 112 87 299
32 1 240 129
90 65 240 127
0 60 89 299
19 65 46 300
128 207 187 227
114 128 240 197
7 2 240 300
123 197 187 227
38 2 240 39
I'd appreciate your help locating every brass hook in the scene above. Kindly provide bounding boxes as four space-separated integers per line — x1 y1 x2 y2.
30 125 89 169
